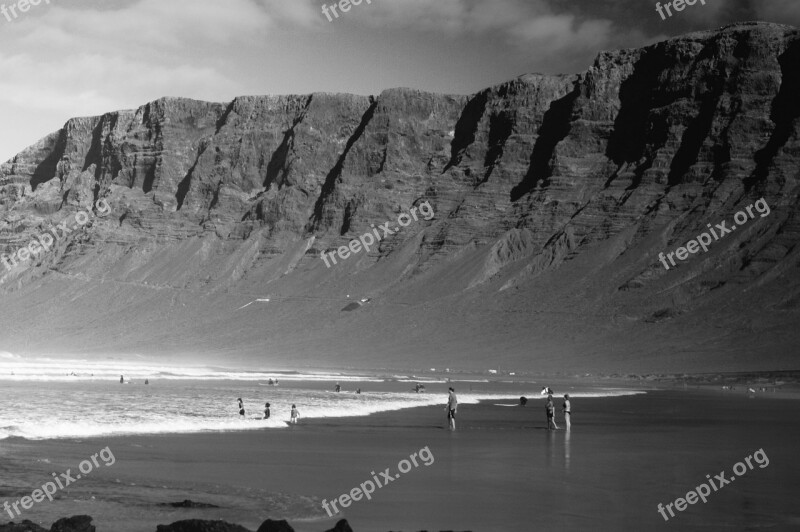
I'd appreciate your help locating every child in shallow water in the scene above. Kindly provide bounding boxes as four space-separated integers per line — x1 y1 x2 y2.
290 404 300 424
264 402 270 420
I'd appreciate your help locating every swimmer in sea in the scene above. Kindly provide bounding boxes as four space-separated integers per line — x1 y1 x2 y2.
238 398 245 417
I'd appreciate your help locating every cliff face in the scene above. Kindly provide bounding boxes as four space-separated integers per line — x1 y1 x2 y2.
0 22 798 373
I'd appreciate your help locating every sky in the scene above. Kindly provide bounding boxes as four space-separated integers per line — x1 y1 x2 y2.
0 0 798 163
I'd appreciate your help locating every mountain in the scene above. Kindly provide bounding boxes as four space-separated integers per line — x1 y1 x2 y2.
1 22 798 374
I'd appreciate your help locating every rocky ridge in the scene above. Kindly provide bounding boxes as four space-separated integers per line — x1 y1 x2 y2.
0 22 798 372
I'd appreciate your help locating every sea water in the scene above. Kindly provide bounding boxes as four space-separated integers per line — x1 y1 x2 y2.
0 355 644 440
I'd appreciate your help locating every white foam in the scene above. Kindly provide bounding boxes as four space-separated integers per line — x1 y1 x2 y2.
0 358 383 382
0 358 646 440
0 389 645 440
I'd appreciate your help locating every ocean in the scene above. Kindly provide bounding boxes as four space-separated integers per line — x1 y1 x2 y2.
0 355 644 440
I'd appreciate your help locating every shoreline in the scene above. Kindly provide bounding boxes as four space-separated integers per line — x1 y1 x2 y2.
3 378 800 444
2 390 799 531
0 376 650 441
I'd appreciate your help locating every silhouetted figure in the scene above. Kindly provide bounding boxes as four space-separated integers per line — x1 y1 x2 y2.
264 402 270 420
238 398 245 417
446 387 458 430
519 396 528 406
546 395 559 430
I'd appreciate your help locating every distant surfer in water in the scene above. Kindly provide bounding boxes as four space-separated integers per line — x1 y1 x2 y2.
238 398 245 417
445 387 458 430
264 402 271 420
335 383 341 393
120 375 124 384
290 404 300 424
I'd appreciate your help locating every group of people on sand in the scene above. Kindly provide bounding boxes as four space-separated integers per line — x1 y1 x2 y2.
445 388 572 431
239 386 572 431
237 398 300 424
545 394 571 430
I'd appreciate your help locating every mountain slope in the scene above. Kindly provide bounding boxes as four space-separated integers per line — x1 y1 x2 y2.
1 22 798 373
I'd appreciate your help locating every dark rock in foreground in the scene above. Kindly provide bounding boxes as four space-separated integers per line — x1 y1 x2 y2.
159 500 220 509
324 520 352 532
0 520 47 532
0 516 471 532
156 520 251 532
49 517 95 532
255 519 294 532
0 515 95 532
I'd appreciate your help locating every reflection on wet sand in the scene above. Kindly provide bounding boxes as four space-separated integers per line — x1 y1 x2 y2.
545 428 570 471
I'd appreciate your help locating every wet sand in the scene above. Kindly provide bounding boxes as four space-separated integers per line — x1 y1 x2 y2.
1 389 799 531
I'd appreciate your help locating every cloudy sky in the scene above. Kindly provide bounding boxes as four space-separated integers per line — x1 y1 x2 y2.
0 0 797 162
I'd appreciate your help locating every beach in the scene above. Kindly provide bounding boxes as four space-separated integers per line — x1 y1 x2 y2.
1 386 799 531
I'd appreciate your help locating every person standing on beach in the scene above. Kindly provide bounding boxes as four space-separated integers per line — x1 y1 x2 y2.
445 387 458 430
546 395 559 430
264 402 271 420
290 404 300 424
238 398 245 417
562 394 571 430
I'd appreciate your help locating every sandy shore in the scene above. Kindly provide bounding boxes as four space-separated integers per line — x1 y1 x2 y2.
1 389 799 531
